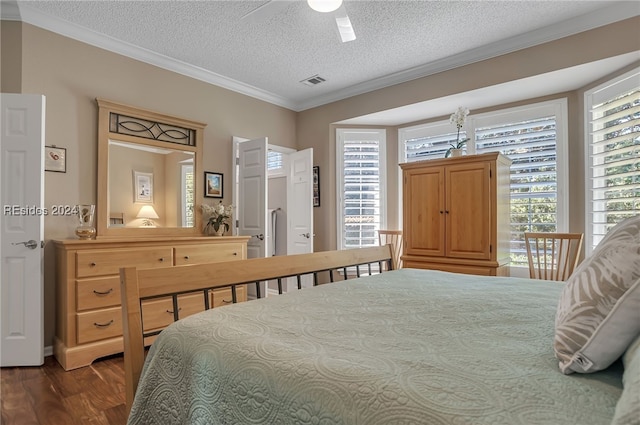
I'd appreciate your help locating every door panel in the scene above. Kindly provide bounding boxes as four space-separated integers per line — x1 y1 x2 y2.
1 94 45 366
446 161 492 260
286 149 313 291
404 167 445 257
237 137 267 298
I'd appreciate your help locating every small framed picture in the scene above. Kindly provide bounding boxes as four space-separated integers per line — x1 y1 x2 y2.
313 166 320 207
45 146 66 173
133 171 153 203
205 171 223 198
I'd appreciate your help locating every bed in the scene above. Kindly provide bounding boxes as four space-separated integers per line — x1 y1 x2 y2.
120 241 639 425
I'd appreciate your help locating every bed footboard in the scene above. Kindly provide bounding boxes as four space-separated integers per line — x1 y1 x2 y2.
120 246 393 414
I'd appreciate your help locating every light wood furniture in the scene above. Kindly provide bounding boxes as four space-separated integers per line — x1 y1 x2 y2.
121 245 394 413
524 232 583 281
400 152 512 276
53 236 249 371
378 230 403 269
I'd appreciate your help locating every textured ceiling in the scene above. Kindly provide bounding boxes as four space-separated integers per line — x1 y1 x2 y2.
5 1 640 111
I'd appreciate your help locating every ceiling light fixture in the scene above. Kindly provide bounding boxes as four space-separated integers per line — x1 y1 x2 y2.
307 0 343 13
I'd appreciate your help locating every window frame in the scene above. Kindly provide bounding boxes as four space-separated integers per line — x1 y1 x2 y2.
336 128 387 251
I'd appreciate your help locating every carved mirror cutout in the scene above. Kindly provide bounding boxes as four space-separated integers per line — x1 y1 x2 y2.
96 99 205 238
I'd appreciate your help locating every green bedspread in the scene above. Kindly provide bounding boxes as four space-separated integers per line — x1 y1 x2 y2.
128 269 623 425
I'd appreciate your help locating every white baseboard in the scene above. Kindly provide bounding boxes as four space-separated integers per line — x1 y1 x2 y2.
44 345 53 357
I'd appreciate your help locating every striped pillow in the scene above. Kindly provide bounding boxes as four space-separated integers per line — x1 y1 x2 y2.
554 215 640 374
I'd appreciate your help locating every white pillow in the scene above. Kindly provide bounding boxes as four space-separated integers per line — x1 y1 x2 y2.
554 215 640 374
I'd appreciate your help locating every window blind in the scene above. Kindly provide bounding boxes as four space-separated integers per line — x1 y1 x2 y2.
475 116 558 266
267 150 283 171
588 87 640 250
341 138 383 249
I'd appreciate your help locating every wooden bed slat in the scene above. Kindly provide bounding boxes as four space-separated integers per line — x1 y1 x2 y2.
120 246 393 414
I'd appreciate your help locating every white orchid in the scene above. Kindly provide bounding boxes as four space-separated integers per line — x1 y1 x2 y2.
446 106 471 157
449 106 470 129
201 202 234 233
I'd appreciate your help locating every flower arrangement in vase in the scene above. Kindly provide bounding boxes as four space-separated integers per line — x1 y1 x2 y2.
201 201 233 236
445 106 470 158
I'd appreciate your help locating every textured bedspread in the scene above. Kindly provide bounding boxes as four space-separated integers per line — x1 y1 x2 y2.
128 269 623 425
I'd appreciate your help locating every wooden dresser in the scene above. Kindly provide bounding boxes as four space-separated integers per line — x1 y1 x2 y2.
53 236 249 370
400 152 512 276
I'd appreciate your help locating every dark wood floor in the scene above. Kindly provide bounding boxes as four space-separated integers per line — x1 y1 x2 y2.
1 355 127 425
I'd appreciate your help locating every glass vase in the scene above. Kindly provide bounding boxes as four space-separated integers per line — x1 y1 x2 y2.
75 204 96 239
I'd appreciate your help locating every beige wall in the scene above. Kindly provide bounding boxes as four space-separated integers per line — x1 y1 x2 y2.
1 16 638 349
1 21 22 92
297 17 640 254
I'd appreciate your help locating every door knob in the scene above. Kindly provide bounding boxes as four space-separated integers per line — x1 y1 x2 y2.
300 233 310 239
253 233 265 241
11 240 38 249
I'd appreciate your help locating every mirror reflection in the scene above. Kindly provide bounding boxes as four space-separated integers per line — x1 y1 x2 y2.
107 140 195 229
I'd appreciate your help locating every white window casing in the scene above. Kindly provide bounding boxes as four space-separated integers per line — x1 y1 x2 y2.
336 129 387 251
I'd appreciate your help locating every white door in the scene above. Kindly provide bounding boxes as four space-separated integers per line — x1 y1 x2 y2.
1 94 45 366
285 148 314 291
287 148 313 256
237 137 268 297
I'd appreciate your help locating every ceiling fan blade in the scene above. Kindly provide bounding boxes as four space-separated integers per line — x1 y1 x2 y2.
334 5 356 43
241 0 292 24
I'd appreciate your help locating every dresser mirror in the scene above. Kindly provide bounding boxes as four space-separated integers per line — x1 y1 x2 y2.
96 99 205 238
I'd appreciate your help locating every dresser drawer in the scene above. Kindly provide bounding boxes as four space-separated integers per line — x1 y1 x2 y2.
141 293 208 332
174 243 243 266
76 277 121 311
212 285 247 308
76 247 173 278
77 307 123 344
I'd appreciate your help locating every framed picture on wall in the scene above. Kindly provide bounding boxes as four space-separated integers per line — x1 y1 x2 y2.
313 166 320 207
205 171 223 198
133 171 153 203
44 145 66 173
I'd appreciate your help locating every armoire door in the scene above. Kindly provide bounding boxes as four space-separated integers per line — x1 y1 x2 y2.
445 160 492 260
403 166 445 257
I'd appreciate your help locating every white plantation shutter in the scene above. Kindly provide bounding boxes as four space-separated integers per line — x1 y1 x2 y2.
475 116 559 266
586 69 640 253
337 129 386 250
405 131 466 161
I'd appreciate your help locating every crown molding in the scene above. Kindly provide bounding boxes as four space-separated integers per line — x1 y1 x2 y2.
9 1 638 112
15 2 297 111
1 0 21 20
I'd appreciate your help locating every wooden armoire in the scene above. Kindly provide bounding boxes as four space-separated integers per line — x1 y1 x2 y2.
400 152 512 276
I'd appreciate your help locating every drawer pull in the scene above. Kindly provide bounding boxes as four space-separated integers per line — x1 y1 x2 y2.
184 256 190 260
159 257 165 262
166 308 182 314
93 288 113 296
222 299 232 304
90 262 97 267
94 320 114 328
233 252 238 256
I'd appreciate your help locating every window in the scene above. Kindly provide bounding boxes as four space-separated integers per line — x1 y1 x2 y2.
267 150 283 172
181 164 194 227
337 129 386 250
399 100 568 269
585 68 640 254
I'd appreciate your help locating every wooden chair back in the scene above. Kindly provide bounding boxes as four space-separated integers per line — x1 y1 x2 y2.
524 232 583 281
378 230 403 269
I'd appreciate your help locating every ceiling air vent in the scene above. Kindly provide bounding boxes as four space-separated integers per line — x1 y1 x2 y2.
300 74 326 87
